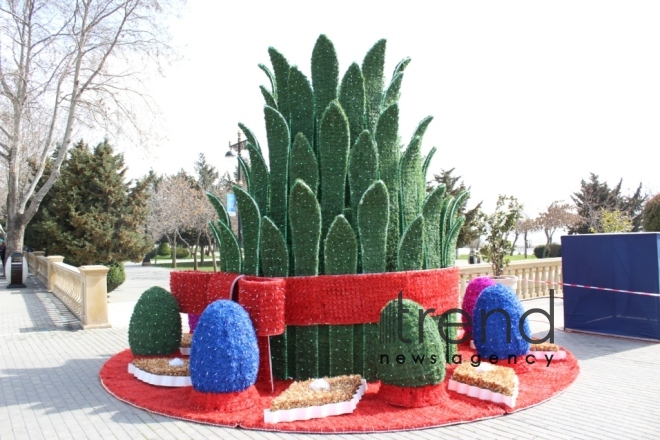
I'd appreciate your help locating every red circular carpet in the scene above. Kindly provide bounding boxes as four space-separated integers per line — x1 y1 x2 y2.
101 347 579 433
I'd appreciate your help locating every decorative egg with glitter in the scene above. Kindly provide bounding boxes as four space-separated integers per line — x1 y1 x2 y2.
128 286 181 356
189 300 259 393
473 284 530 358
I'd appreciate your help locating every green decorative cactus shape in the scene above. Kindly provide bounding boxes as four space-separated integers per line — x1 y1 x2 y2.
289 179 321 276
265 105 290 238
362 39 386 135
422 184 447 268
233 186 261 276
260 217 288 277
318 100 351 236
288 66 315 145
289 133 318 195
201 35 473 382
128 287 182 356
348 130 379 226
245 142 270 216
324 215 358 275
339 62 365 144
357 180 389 273
208 34 469 279
377 297 446 387
398 215 425 271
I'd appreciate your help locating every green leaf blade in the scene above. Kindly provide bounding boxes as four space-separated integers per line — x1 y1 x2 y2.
289 179 322 276
260 216 288 277
233 186 261 275
288 66 315 145
264 105 291 237
362 39 386 135
397 215 425 271
289 133 319 195
357 180 389 273
324 215 358 275
348 130 379 225
318 101 350 236
339 62 365 145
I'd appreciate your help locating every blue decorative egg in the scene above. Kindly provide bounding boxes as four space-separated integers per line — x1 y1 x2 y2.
472 284 530 358
190 300 259 393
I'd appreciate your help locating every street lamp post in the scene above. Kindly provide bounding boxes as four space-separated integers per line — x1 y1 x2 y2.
225 132 247 246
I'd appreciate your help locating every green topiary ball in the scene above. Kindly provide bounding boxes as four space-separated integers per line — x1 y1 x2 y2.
128 286 182 355
106 261 126 293
377 297 446 387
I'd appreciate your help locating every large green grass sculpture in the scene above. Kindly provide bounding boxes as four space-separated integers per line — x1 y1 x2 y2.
207 35 468 380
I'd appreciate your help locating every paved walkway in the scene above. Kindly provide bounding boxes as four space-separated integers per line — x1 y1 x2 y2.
1 264 659 439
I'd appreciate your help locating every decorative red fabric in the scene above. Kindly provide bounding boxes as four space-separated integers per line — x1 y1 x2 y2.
188 385 259 412
169 267 458 329
283 267 459 325
207 272 242 303
170 271 215 314
238 277 286 336
101 347 580 433
377 382 446 408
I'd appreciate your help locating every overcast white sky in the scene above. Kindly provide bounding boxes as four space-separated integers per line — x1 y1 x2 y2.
119 0 660 219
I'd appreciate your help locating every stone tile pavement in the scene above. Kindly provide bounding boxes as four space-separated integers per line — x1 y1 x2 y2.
1 263 659 439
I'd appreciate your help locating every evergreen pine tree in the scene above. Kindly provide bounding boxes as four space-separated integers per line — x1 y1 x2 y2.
35 139 152 266
570 173 646 234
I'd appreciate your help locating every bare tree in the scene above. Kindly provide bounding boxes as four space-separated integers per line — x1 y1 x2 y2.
0 0 180 257
536 201 581 256
516 217 539 258
146 174 216 269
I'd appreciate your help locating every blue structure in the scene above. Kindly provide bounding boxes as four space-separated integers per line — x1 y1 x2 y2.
562 233 660 340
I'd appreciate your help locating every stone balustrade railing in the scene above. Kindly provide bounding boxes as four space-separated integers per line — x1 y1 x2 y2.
25 251 111 329
458 258 562 300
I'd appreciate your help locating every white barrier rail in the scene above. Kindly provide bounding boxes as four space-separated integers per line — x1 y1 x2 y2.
24 252 111 329
458 258 562 300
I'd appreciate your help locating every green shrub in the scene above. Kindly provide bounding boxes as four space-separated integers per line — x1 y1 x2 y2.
534 243 561 258
106 261 126 293
533 245 546 259
128 286 181 356
174 247 190 259
157 242 171 256
643 194 660 232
